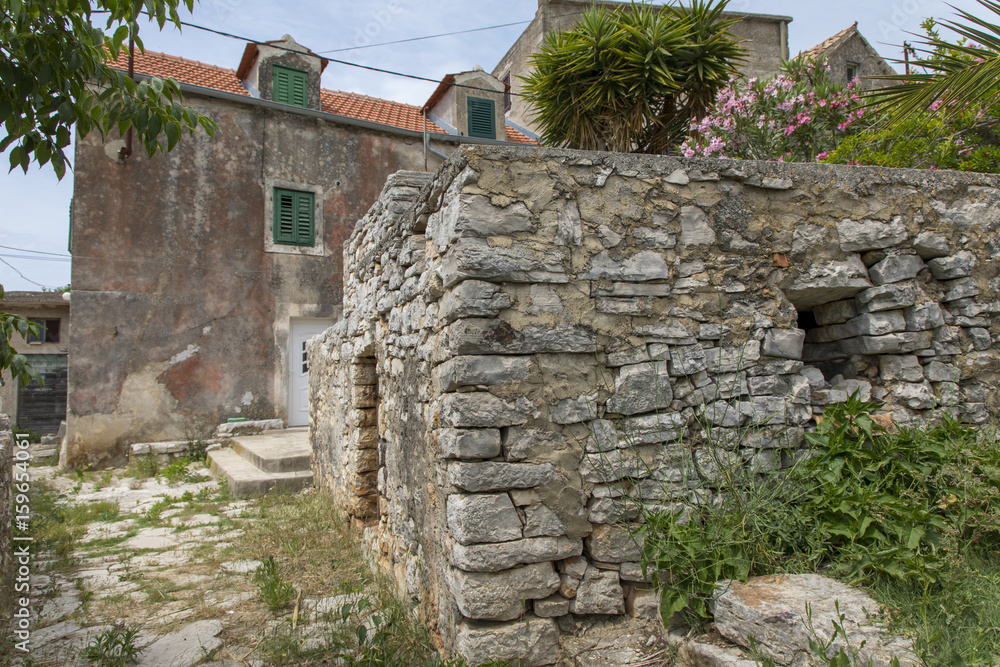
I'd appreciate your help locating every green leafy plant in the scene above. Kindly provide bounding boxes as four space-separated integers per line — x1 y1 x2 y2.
1 0 216 178
186 439 209 462
13 426 42 443
141 497 174 523
254 555 297 612
521 0 744 153
128 453 160 479
1 287 42 388
829 4 1000 172
81 622 142 666
640 395 1000 644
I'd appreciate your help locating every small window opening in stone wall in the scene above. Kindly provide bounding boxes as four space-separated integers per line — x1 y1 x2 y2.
797 305 853 384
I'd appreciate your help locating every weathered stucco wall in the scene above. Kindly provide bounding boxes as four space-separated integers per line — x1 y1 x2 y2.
68 90 434 468
311 146 1000 665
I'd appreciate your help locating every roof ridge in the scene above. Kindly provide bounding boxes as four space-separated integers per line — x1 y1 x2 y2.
801 23 859 59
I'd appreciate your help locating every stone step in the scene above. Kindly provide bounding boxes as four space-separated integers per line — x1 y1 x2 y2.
208 448 312 499
229 429 311 473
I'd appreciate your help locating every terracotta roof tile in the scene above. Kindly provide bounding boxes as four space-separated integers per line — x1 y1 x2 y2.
504 125 535 144
111 49 249 97
801 23 858 61
319 89 445 133
110 48 536 144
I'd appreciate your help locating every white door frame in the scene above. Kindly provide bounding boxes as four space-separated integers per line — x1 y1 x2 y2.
287 318 332 428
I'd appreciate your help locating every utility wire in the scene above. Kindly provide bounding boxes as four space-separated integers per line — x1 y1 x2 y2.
317 20 531 54
171 19 530 98
0 254 72 263
0 244 71 258
0 257 60 289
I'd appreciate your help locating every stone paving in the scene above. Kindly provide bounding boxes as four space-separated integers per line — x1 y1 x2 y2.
21 461 350 666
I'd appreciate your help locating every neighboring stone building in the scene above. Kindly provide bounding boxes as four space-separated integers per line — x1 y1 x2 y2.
67 36 533 468
800 22 897 89
493 0 793 137
311 146 999 664
0 291 70 435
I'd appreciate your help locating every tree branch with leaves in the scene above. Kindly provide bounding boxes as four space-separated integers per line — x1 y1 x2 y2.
0 0 217 179
0 288 41 389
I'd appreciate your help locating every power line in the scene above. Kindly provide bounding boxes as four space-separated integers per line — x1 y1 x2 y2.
0 254 71 263
172 19 530 98
0 257 60 290
0 244 71 258
317 20 531 54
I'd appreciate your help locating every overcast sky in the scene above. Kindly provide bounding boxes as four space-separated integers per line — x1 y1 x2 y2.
0 0 985 291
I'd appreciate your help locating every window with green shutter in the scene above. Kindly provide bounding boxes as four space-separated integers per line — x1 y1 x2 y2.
467 96 496 139
273 188 315 246
273 65 309 108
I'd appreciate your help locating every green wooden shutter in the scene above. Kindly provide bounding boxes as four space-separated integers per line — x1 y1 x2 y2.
273 65 309 107
274 188 314 246
290 71 308 107
467 97 496 139
294 190 314 244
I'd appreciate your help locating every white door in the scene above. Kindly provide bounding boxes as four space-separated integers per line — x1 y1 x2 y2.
288 320 332 427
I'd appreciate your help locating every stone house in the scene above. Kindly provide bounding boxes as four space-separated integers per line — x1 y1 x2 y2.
492 1 895 138
799 22 897 89
0 291 71 435
66 35 533 467
310 146 1000 664
493 0 795 137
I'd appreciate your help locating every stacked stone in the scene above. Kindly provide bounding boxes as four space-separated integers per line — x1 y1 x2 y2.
310 171 433 521
311 147 1000 666
801 220 998 425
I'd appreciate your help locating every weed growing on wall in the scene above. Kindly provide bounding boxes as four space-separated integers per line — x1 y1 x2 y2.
634 395 1000 665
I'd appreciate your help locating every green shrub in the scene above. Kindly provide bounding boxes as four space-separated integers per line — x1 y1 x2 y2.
254 555 297 612
81 623 142 666
640 395 1000 630
128 453 160 479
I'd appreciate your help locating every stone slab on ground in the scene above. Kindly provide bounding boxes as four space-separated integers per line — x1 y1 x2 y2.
561 615 668 667
220 559 262 574
712 574 917 667
137 619 224 667
678 640 757 667
214 419 284 438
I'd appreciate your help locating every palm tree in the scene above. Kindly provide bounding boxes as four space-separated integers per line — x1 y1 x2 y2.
520 0 744 154
868 0 1000 124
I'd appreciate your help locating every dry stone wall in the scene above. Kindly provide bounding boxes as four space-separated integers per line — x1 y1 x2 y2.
310 146 1000 665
